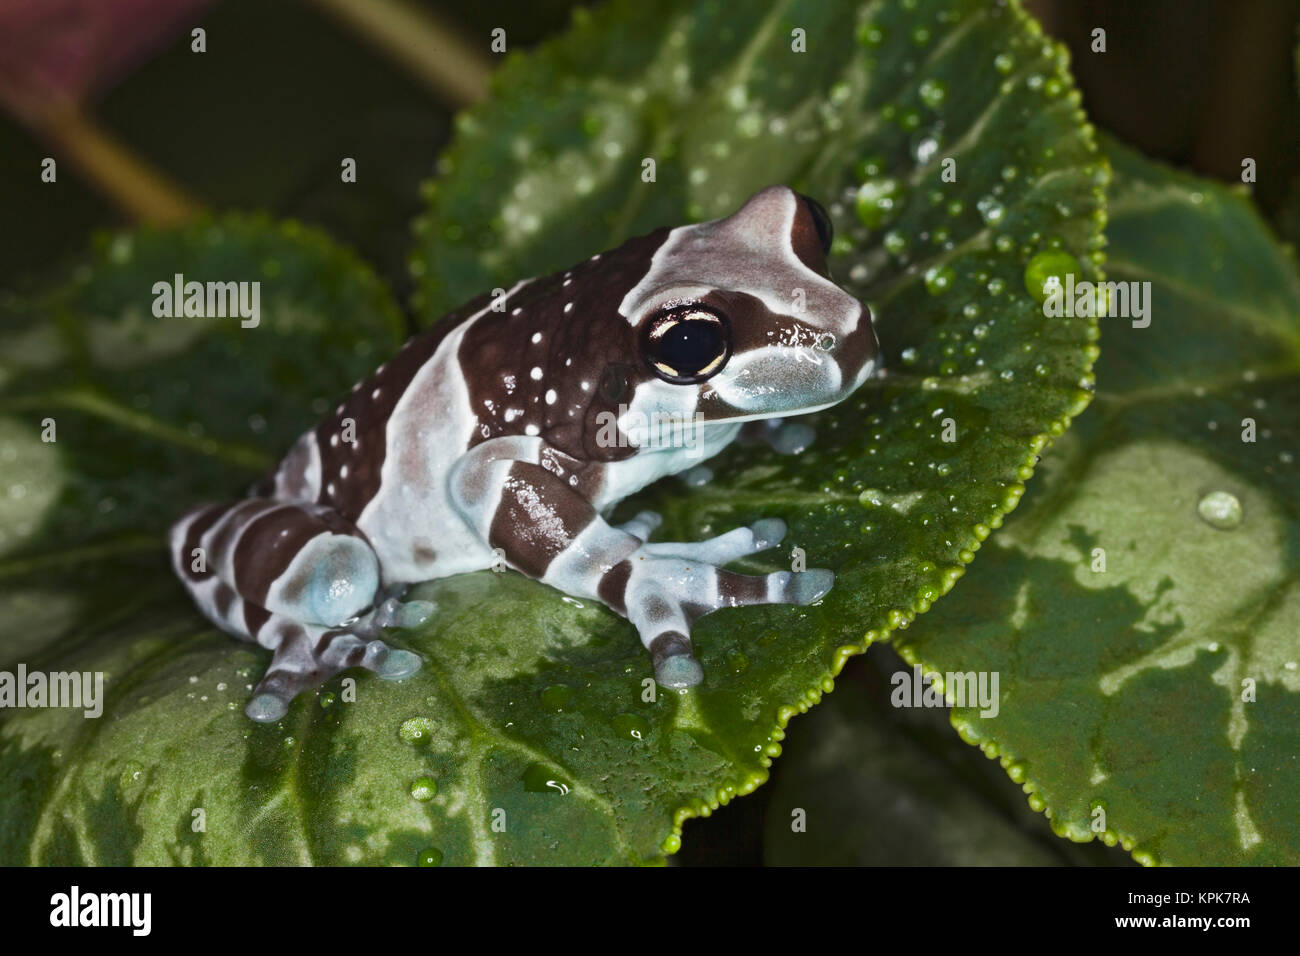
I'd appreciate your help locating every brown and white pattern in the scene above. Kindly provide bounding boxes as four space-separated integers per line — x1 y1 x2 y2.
171 186 879 718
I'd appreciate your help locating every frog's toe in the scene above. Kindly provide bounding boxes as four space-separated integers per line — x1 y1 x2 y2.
787 568 834 605
641 519 784 565
246 692 289 724
749 517 786 551
767 421 815 455
618 510 664 541
360 639 422 680
650 633 703 689
372 597 436 629
375 647 422 680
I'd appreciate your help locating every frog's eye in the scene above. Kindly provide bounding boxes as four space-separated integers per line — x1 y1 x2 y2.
797 193 834 254
643 306 731 384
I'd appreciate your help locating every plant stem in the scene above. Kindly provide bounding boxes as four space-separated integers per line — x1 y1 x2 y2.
28 103 201 226
306 0 494 107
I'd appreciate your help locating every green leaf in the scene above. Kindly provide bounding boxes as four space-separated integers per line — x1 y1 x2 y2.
762 648 1127 866
895 136 1300 865
1 0 1105 865
0 217 406 863
404 0 1104 862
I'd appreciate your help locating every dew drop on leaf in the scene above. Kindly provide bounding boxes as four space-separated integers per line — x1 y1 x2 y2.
410 776 438 801
522 763 571 795
1196 491 1242 530
399 717 435 746
1022 249 1081 301
610 713 650 741
540 684 574 712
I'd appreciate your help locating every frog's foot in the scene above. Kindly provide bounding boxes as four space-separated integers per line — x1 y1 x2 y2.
619 532 834 689
617 510 663 542
742 417 815 455
245 615 422 723
369 595 437 631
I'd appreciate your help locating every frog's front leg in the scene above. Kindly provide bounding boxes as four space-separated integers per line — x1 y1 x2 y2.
451 440 833 688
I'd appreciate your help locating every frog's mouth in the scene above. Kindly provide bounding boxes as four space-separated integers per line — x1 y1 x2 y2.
697 310 879 421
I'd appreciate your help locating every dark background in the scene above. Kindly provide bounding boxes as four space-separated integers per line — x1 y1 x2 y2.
2 0 1297 866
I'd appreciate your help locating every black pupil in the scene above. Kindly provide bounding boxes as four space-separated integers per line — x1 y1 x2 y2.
657 319 722 375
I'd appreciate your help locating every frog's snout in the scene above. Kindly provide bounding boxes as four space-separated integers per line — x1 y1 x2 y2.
833 301 881 396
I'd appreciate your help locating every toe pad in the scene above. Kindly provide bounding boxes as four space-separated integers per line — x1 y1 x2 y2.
246 693 288 723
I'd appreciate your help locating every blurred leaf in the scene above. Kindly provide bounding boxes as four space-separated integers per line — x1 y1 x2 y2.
896 137 1300 865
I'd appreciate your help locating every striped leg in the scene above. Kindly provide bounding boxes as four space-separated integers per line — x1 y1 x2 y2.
169 499 422 721
451 440 834 690
243 616 420 722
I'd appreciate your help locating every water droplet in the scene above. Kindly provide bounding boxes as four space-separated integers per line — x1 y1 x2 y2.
919 79 947 108
108 234 133 264
924 265 955 295
410 776 438 801
855 178 903 230
1197 491 1242 530
540 684 574 712
522 763 571 795
883 230 907 255
417 847 444 867
994 53 1014 74
857 23 884 47
1023 249 1080 301
977 196 1006 226
611 713 650 741
399 716 435 746
319 691 335 709
119 763 146 790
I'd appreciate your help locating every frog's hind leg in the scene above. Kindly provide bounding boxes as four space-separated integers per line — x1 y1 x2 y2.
244 614 421 723
169 498 421 722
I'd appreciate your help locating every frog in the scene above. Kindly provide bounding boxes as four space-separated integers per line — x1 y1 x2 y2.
169 185 879 722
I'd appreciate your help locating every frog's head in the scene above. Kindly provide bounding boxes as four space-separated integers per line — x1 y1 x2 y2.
616 185 877 431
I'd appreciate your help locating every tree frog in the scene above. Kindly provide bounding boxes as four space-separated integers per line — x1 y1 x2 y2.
170 186 879 722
